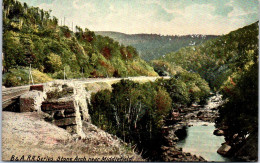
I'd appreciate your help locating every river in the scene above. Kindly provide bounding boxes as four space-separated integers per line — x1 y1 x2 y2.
176 121 231 162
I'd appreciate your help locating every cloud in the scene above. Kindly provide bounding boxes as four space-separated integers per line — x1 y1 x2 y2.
72 0 96 11
19 0 259 35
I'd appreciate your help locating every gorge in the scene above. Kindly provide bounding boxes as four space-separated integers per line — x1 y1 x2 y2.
2 0 258 162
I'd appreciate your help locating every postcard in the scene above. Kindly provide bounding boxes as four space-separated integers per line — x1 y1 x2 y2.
2 0 258 162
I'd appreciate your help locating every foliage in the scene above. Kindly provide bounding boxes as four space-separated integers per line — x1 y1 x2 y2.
156 71 210 106
90 80 173 159
158 21 259 148
95 31 218 61
90 89 114 133
3 0 158 87
45 53 62 73
216 48 258 142
151 60 184 76
3 67 53 87
46 87 74 99
90 77 209 159
160 22 258 91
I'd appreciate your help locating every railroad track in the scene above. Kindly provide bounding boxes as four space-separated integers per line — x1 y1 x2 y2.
2 85 30 109
1 76 171 109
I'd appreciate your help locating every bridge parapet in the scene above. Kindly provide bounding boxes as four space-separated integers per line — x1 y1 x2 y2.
2 86 30 109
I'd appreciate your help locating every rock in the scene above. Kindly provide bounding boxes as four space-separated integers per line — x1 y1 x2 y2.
66 125 78 134
217 143 232 156
211 107 218 111
20 90 46 112
42 101 75 112
161 146 170 151
41 97 86 138
54 117 77 126
166 140 175 146
172 111 179 118
234 131 258 161
199 156 206 161
197 111 203 116
174 126 187 139
54 110 65 118
30 85 44 92
38 80 92 138
213 129 224 136
178 155 183 158
232 133 238 139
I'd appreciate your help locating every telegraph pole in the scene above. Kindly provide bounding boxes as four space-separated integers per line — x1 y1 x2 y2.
64 67 66 81
29 64 34 85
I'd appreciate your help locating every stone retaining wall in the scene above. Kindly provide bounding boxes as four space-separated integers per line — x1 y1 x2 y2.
42 97 85 138
19 81 91 138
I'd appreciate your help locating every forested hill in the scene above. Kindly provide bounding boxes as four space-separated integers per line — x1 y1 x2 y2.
154 21 258 156
95 31 218 61
155 22 258 90
2 0 158 86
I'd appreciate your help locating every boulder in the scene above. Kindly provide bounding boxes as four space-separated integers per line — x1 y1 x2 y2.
213 129 224 136
20 90 46 112
161 146 170 151
217 143 232 156
174 127 187 140
197 111 203 116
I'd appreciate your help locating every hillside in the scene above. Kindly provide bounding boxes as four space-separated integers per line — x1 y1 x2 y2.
95 31 218 61
154 22 258 161
155 22 258 90
2 0 157 87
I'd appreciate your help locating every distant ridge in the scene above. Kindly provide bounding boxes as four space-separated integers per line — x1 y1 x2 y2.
95 31 218 61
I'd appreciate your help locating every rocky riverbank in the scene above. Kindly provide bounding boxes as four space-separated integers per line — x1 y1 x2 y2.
215 122 258 161
160 94 224 162
161 123 206 162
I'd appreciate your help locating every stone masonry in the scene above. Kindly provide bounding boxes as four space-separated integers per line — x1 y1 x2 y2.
20 90 46 112
41 97 86 138
19 80 91 138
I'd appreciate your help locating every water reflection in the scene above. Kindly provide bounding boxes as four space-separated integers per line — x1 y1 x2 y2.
176 122 231 162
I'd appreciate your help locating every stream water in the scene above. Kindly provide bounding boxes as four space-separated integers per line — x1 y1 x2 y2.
176 122 231 162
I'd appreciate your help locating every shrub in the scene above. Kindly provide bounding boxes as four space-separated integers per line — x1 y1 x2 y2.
3 67 53 87
156 71 210 106
45 53 62 73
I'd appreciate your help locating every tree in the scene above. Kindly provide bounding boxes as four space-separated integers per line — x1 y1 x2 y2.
45 53 62 73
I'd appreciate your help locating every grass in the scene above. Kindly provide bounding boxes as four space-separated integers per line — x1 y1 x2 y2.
3 67 53 87
46 87 74 99
85 82 112 92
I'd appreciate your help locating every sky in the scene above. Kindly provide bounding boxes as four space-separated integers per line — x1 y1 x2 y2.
19 0 259 35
